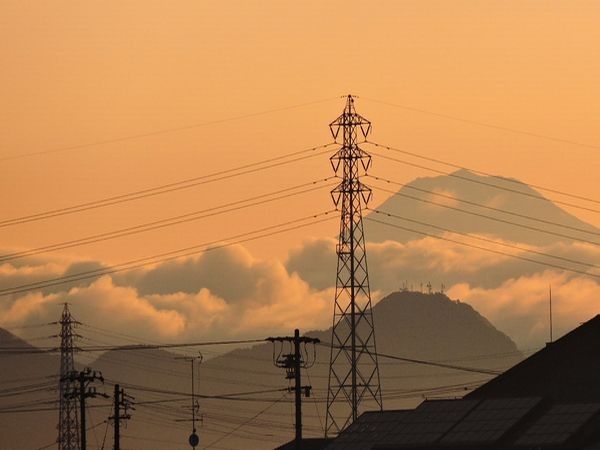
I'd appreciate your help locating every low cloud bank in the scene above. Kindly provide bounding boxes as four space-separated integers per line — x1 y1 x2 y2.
1 234 599 350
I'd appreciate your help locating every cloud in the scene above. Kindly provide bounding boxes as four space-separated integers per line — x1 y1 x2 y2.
0 246 334 345
447 271 600 349
1 233 600 351
285 235 600 348
122 245 271 301
287 234 600 290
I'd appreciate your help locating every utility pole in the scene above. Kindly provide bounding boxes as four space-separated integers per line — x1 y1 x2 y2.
110 384 133 450
267 329 319 447
326 95 382 436
64 368 107 450
56 303 81 450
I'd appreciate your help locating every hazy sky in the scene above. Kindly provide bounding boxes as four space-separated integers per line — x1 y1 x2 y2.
1 0 599 264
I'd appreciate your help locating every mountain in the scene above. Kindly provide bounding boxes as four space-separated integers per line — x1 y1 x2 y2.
366 169 599 246
0 328 60 450
86 291 519 449
0 292 524 449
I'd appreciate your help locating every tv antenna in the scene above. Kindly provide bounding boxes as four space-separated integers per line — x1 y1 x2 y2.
175 353 203 448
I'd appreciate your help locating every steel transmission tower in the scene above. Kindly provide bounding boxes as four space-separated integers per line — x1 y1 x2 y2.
326 95 382 436
57 304 80 450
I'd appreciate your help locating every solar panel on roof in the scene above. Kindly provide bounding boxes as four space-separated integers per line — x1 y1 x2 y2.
384 399 480 446
326 410 412 450
515 402 600 446
441 397 542 445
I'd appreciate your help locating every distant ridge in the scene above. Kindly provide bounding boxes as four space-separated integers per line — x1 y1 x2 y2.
366 169 599 246
0 291 522 449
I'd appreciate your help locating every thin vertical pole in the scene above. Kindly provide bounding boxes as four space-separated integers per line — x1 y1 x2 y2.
191 359 196 433
79 374 86 450
114 384 120 450
294 329 302 446
549 284 553 343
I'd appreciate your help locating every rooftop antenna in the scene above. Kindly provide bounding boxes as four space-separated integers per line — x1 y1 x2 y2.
176 353 203 448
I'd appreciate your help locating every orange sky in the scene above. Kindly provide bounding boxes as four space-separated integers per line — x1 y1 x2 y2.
1 1 599 264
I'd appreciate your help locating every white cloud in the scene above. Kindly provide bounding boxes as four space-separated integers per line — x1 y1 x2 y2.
448 271 600 349
0 246 334 344
2 234 600 351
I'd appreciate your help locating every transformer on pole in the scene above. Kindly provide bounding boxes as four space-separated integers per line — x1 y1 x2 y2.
267 329 320 448
325 95 383 436
57 303 81 450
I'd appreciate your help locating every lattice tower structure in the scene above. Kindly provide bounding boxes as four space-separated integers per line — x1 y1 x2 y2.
57 303 80 450
326 95 383 436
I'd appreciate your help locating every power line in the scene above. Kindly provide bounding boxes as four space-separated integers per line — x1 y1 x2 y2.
369 182 600 247
0 178 335 262
0 337 267 355
0 210 337 298
361 97 600 151
118 383 288 401
365 140 600 206
366 216 600 280
367 207 600 270
1 97 339 162
366 174 600 237
367 149 600 215
204 392 289 449
318 342 501 376
0 143 334 228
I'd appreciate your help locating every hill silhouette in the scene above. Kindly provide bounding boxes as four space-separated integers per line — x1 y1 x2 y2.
0 329 60 450
0 291 520 449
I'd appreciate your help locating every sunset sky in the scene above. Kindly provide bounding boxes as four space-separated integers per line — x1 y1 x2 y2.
1 1 600 349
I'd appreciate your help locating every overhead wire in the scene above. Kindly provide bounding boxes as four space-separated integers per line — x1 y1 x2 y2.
0 210 337 298
305 367 325 433
366 149 600 215
0 337 267 355
366 216 600 280
367 207 600 270
2 97 338 161
366 173 600 237
0 177 336 262
317 342 501 376
365 140 600 206
361 97 600 152
0 143 335 228
204 391 289 449
368 181 600 247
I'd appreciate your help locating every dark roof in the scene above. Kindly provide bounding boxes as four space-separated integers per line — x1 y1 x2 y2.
275 438 333 450
326 315 600 449
467 314 600 402
327 399 600 449
515 403 600 447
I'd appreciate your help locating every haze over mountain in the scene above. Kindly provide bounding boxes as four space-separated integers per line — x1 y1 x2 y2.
365 169 599 246
1 169 598 371
286 169 600 348
1 291 521 449
0 329 60 450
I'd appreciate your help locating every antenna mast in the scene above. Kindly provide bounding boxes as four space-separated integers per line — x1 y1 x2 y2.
549 284 553 343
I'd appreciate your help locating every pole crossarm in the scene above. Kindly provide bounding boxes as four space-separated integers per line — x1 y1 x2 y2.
63 368 108 450
267 329 319 448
